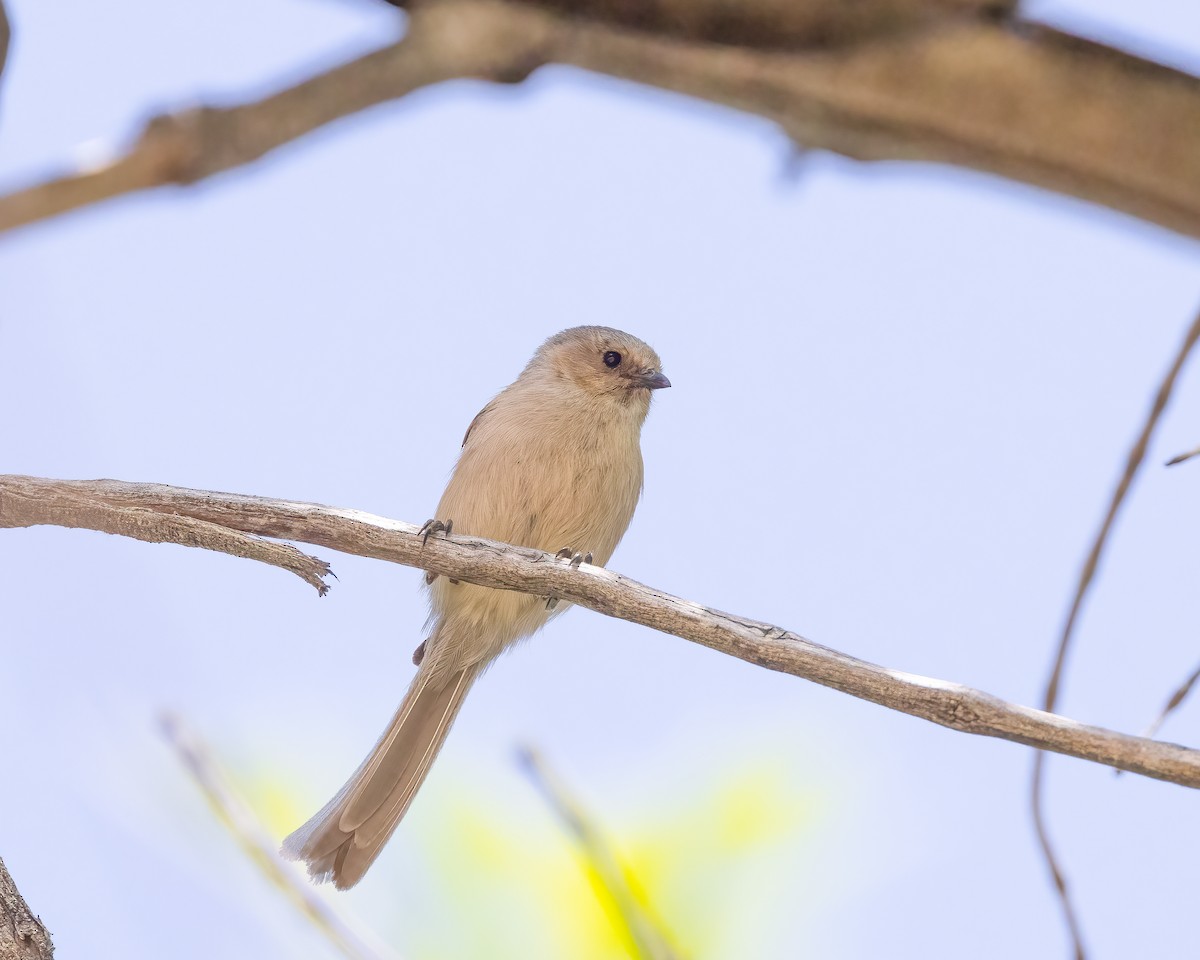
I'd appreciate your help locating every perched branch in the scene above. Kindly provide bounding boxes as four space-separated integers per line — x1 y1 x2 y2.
520 747 682 960
1031 304 1200 960
1 0 1199 238
160 715 401 960
5 474 1200 790
0 856 53 960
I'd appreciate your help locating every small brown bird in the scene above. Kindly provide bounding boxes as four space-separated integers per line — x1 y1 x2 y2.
282 326 670 888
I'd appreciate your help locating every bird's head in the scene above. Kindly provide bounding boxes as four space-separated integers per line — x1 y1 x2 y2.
530 326 670 407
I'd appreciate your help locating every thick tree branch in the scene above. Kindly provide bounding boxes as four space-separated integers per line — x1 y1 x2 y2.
559 21 1200 239
0 2 555 233
0 856 53 960
415 0 1016 49
5 473 1200 791
0 0 1198 237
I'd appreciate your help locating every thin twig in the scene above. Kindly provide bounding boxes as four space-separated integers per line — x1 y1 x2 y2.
1031 304 1200 960
1142 660 1200 741
160 714 402 960
5 474 1200 789
1113 657 1200 776
1165 444 1200 466
519 747 683 960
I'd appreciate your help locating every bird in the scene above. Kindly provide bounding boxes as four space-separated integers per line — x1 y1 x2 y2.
282 325 670 888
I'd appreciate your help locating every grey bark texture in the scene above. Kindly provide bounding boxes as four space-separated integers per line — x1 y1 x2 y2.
0 857 53 960
4 474 1200 791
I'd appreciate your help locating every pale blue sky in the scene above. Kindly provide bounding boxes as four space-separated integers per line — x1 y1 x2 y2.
2 2 1199 958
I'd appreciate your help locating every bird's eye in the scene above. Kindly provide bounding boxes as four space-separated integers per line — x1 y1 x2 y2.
603 351 622 368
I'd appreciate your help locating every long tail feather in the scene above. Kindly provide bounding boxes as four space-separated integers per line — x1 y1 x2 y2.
282 664 478 889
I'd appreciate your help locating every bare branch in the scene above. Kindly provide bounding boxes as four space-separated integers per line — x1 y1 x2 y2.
560 20 1200 240
1031 304 1200 960
6 474 1200 790
440 0 1016 49
0 856 53 960
0 477 333 594
0 1 556 234
160 715 402 960
1 1 1198 238
520 747 683 960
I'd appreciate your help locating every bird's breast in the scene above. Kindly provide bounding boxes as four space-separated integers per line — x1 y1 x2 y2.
436 398 643 564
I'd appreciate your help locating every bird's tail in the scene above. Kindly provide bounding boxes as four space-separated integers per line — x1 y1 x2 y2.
282 661 479 889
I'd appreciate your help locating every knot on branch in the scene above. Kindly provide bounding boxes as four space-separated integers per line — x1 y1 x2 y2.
139 108 235 185
0 856 55 960
409 0 558 80
931 693 984 731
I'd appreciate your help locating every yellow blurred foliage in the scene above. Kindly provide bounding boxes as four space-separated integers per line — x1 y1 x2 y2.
240 753 818 959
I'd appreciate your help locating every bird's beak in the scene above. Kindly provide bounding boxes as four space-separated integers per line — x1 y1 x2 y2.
640 371 672 390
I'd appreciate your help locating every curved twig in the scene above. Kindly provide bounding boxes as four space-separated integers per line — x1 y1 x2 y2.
1031 304 1200 960
1141 660 1200 741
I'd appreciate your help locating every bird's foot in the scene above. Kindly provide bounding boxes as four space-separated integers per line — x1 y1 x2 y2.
420 518 454 584
546 548 594 609
554 547 593 568
419 518 453 545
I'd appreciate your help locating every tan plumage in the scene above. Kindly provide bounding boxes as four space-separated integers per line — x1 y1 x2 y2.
282 326 669 888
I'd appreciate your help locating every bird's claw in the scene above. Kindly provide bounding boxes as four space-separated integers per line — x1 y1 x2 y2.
420 520 453 582
419 518 453 546
554 547 593 568
546 548 594 609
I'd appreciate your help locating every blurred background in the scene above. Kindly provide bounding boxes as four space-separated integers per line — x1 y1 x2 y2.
2 1 1199 957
